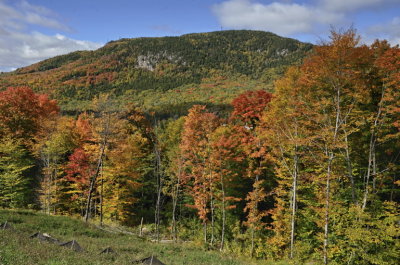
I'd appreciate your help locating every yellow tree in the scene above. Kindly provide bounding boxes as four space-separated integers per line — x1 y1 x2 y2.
159 117 186 241
260 66 315 260
36 116 78 214
298 29 374 264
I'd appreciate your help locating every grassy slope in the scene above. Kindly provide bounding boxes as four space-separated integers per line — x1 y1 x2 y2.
0 209 288 265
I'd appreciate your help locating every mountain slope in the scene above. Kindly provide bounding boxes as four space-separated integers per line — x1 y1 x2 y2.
0 30 312 112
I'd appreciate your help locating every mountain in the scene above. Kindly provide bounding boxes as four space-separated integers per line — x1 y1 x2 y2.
0 30 312 114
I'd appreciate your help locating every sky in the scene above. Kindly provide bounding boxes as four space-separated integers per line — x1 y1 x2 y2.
0 0 399 72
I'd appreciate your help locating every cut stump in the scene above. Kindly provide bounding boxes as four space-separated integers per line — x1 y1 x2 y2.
59 240 84 252
100 247 116 254
134 255 165 265
0 221 13 230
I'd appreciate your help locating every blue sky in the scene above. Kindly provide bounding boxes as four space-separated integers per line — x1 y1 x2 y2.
1 0 399 71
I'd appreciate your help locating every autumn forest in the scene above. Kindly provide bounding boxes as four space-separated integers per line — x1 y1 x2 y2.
0 30 399 264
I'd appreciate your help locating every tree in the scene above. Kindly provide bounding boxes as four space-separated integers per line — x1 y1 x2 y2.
78 95 118 222
0 86 59 209
298 29 372 264
261 29 400 264
210 125 246 251
64 147 94 215
231 90 272 257
0 86 59 145
0 137 33 208
36 116 78 214
181 105 220 245
107 130 151 223
261 66 314 260
160 117 186 241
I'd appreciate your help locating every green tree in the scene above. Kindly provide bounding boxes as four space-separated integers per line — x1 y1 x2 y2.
0 137 33 208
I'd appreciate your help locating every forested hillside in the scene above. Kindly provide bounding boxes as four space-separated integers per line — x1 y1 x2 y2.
0 30 312 114
0 30 399 265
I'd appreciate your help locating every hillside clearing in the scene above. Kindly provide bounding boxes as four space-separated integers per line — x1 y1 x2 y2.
0 209 282 265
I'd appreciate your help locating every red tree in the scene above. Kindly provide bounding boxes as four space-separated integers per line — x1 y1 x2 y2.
231 90 272 128
64 147 94 214
0 86 59 142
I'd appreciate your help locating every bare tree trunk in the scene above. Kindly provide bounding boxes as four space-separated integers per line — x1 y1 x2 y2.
172 192 177 241
206 150 215 248
94 197 97 218
152 119 164 243
154 144 162 242
372 151 377 193
250 172 260 258
343 130 356 203
84 112 110 222
42 153 51 215
220 174 226 252
324 152 334 265
250 228 255 258
139 217 144 237
290 154 298 259
362 132 376 210
84 140 107 222
323 81 342 265
81 193 85 217
100 160 104 226
203 222 207 244
362 85 385 210
172 160 181 242
210 185 215 247
52 171 55 214
47 155 51 215
52 167 58 214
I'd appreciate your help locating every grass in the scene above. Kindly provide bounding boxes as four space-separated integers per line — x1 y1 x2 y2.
0 209 282 265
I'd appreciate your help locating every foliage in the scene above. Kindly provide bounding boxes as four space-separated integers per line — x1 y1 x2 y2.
0 29 398 265
0 86 59 145
0 138 34 208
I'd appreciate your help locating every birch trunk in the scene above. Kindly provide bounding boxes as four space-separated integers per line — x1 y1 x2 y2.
323 81 341 264
99 160 104 226
343 130 356 203
290 154 298 259
210 181 215 247
84 140 107 222
84 114 110 222
154 144 162 242
362 85 385 210
323 152 334 265
171 170 180 242
220 173 226 252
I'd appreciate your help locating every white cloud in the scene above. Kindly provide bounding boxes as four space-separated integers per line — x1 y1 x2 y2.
212 0 399 42
212 0 341 35
0 0 70 31
367 17 400 45
0 0 102 72
18 0 55 17
24 12 70 32
320 0 398 12
0 29 101 71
